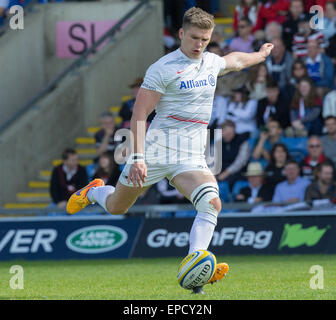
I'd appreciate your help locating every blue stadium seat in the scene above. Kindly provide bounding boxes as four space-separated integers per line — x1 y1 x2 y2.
282 137 308 162
248 137 256 149
86 163 96 181
175 210 197 218
217 180 231 202
8 0 21 7
259 158 268 169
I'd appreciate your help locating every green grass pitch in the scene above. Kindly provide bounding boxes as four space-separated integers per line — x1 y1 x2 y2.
0 254 335 300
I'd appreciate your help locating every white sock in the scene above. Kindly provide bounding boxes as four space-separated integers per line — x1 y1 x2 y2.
87 186 115 212
188 211 216 255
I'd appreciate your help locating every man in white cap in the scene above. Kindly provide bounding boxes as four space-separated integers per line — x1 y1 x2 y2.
235 162 273 203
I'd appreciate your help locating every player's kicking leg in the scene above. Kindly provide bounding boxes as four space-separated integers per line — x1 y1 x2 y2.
171 170 229 294
66 179 149 215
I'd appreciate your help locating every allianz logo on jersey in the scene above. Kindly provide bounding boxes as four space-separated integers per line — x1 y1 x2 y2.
179 74 216 90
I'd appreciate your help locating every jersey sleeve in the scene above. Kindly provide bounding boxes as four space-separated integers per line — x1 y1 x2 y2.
212 53 227 76
141 63 167 94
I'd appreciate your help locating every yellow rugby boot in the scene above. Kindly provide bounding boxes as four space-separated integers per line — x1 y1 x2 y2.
66 178 105 214
208 262 229 284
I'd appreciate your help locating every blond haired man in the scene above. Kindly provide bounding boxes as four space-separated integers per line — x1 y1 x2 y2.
67 7 273 294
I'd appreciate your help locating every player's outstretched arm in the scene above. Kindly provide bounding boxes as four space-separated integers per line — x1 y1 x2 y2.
220 43 274 75
128 88 161 187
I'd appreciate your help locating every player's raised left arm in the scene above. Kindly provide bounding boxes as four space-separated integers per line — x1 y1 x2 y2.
220 43 274 75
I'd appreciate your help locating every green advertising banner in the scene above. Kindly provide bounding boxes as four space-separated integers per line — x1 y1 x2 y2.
133 215 336 257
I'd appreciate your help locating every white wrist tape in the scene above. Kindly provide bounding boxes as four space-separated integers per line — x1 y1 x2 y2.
128 153 145 164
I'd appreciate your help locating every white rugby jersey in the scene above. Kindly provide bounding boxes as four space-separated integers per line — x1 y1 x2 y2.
141 48 227 163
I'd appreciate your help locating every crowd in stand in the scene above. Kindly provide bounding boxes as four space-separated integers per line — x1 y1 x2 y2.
49 0 336 213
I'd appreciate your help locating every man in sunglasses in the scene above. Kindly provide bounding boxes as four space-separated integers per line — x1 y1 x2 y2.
300 135 332 181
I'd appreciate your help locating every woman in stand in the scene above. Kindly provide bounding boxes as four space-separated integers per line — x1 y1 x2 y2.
287 77 323 137
92 151 121 187
264 143 291 189
226 85 258 139
246 62 270 101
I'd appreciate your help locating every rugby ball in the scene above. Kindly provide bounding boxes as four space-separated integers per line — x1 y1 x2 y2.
177 250 216 290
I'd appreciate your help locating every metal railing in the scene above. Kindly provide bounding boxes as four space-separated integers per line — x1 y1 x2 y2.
0 0 150 135
1 201 336 218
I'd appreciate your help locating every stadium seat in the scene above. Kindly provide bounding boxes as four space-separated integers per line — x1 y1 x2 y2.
217 180 231 203
282 137 308 162
86 163 96 181
174 210 197 218
248 137 256 149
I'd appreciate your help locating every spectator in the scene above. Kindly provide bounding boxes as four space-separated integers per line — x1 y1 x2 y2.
252 119 285 162
282 0 307 51
207 41 223 56
290 59 309 84
304 161 336 201
215 120 250 188
292 17 327 58
233 0 258 32
321 1 336 41
325 32 336 67
246 62 269 101
251 29 268 52
282 59 309 102
164 26 177 52
323 89 336 118
264 21 283 42
208 90 228 129
303 0 328 12
95 112 122 157
92 151 121 187
156 179 188 204
50 148 88 209
264 143 290 188
266 38 293 89
119 77 155 128
300 136 332 181
272 160 311 203
235 162 274 203
321 116 336 166
256 77 290 129
287 76 323 137
229 17 255 53
225 85 258 138
304 39 335 93
253 0 290 32
210 29 228 52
